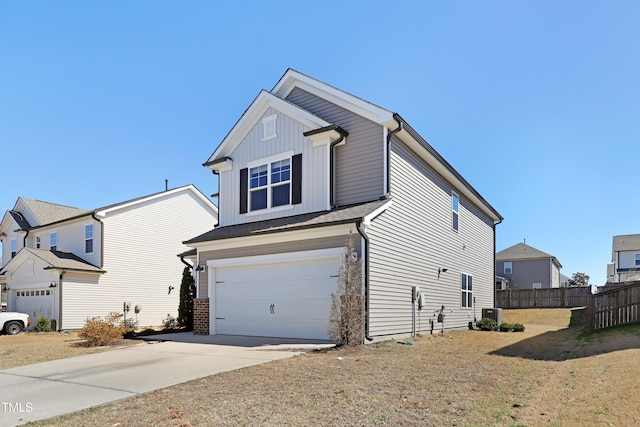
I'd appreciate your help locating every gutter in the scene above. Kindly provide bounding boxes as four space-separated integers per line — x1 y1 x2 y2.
91 212 105 269
493 218 503 308
329 129 349 208
385 116 403 197
355 219 373 342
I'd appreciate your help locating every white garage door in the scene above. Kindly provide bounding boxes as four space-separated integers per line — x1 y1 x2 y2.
212 250 342 340
15 288 54 321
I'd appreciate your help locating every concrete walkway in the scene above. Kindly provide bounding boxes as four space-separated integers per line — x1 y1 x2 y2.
0 333 332 426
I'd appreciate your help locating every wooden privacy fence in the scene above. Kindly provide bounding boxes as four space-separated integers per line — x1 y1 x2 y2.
496 286 590 309
587 282 640 331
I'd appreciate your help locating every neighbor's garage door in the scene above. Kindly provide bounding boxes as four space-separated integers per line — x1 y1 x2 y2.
15 288 53 320
214 253 341 340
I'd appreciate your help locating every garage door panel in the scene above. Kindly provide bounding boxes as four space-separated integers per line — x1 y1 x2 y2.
15 289 54 322
214 254 340 340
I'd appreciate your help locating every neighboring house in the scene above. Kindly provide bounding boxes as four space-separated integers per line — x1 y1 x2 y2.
184 69 503 341
0 185 218 329
496 242 562 289
560 273 571 287
609 234 640 283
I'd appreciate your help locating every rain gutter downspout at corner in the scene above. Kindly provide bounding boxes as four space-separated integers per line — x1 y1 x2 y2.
329 129 349 208
493 218 503 309
91 212 105 269
385 115 403 197
356 219 373 342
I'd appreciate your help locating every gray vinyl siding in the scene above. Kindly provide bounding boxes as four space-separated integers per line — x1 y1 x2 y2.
197 234 361 298
496 259 552 289
218 107 329 226
366 138 495 337
286 88 385 205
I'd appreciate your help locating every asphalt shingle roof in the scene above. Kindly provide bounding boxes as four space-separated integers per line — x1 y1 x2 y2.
496 242 562 268
27 248 105 273
19 198 91 227
185 199 389 244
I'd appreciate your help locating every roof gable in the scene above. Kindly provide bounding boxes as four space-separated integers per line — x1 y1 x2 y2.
0 248 104 275
496 242 562 268
205 90 331 165
17 198 90 227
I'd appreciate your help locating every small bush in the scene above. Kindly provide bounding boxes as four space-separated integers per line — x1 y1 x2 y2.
79 312 127 346
499 322 514 332
162 314 179 329
476 318 497 331
33 316 52 332
512 323 526 332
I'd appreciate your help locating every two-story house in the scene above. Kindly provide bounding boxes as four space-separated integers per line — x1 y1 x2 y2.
0 185 218 330
185 69 503 342
496 242 562 289
609 234 640 283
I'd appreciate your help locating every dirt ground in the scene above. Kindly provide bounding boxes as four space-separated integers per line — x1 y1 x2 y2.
8 309 640 426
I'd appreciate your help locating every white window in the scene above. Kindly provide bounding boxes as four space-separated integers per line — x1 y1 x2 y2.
262 114 277 141
451 191 459 231
249 155 291 211
10 238 17 257
36 235 41 249
50 232 57 251
533 283 542 289
85 224 94 253
504 262 512 274
461 273 473 308
635 254 640 266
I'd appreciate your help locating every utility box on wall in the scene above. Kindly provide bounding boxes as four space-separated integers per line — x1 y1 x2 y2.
481 308 502 325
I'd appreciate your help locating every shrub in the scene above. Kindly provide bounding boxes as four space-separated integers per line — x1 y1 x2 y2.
79 312 127 346
162 314 179 329
178 266 196 330
33 316 52 332
499 322 514 332
512 323 526 332
476 317 497 331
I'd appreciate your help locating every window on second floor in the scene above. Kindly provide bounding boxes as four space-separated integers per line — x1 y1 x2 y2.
240 153 302 214
36 235 41 249
451 191 459 231
50 232 57 251
635 253 640 266
85 224 94 254
10 238 17 258
461 273 473 308
504 262 512 274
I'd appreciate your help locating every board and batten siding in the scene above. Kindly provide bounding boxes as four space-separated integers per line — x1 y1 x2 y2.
285 88 385 206
196 234 360 298
366 138 495 336
93 190 217 328
217 107 329 227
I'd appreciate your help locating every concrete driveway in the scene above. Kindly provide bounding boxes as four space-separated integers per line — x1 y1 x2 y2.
0 333 332 427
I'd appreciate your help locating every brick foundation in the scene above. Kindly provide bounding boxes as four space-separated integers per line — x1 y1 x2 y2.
193 298 210 335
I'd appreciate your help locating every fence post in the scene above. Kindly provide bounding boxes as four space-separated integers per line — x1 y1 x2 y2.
586 292 593 332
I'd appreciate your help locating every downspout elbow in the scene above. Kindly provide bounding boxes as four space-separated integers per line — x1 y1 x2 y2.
329 131 348 208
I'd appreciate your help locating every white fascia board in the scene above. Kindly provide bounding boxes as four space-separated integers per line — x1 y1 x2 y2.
272 70 394 125
96 185 217 217
189 223 355 253
306 129 346 148
395 129 501 222
206 90 330 162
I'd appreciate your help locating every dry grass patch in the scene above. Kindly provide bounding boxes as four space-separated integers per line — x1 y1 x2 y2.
26 309 640 426
0 331 137 370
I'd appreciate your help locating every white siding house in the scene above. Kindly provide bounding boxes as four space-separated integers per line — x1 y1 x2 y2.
186 69 502 342
0 185 218 329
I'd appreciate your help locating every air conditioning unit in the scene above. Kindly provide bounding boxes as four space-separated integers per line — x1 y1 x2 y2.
481 308 502 325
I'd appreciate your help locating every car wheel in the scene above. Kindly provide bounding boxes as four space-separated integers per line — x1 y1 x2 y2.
4 321 23 335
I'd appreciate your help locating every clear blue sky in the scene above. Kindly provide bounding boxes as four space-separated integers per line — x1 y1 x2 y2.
2 1 639 286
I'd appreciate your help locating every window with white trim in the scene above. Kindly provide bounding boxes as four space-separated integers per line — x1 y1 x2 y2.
50 232 57 251
36 235 41 249
635 253 640 266
451 191 459 231
461 273 473 308
504 262 512 274
10 238 17 258
262 114 277 141
533 283 542 289
249 157 291 211
85 224 94 253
